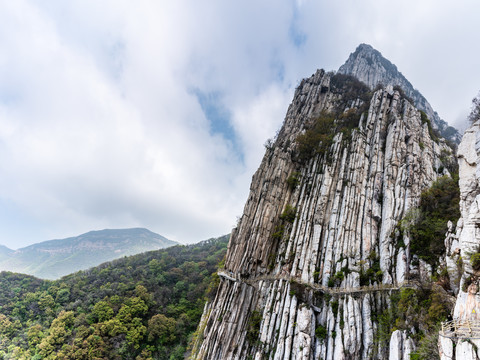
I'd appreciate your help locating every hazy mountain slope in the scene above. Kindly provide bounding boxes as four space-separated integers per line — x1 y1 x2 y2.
0 228 177 279
0 245 13 262
338 43 461 144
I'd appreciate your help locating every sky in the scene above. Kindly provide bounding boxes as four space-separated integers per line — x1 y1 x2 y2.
0 0 479 249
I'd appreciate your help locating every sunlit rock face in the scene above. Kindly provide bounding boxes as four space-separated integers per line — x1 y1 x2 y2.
339 44 460 145
440 120 480 360
190 64 455 360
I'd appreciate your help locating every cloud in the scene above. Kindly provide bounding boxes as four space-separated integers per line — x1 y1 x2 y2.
1 0 480 248
0 0 302 247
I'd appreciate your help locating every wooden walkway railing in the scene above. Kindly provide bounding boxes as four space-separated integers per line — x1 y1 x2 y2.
217 270 414 295
440 319 480 339
218 271 480 340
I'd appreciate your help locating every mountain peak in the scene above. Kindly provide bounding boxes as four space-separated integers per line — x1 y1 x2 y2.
339 44 460 144
339 43 404 88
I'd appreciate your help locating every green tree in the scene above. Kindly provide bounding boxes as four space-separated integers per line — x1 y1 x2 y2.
27 323 44 351
147 314 176 345
126 317 147 349
38 311 75 358
92 300 114 322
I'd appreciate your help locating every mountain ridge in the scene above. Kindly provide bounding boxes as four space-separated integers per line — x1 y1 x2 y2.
0 228 177 279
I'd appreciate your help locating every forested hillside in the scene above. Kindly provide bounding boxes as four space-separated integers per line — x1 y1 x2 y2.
0 235 228 359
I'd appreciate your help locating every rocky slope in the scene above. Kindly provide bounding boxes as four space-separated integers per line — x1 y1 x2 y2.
339 44 460 145
0 228 176 279
439 120 480 360
191 59 457 358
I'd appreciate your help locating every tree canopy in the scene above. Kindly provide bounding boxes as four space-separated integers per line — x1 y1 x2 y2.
0 236 228 359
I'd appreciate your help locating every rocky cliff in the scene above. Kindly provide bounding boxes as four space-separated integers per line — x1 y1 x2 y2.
339 44 460 145
439 121 480 360
191 51 458 359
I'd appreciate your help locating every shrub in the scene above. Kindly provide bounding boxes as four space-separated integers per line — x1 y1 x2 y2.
286 172 301 191
295 77 370 164
315 325 327 340
280 205 296 224
419 110 441 143
471 253 480 271
462 276 473 292
330 300 339 317
360 251 383 286
271 225 285 241
246 310 262 343
330 73 371 104
296 112 335 162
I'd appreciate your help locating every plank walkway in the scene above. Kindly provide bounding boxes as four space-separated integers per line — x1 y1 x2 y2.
440 319 480 339
219 271 480 340
217 270 414 295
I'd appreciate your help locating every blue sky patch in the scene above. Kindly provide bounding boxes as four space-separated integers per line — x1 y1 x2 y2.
289 6 307 48
193 89 245 163
194 90 234 139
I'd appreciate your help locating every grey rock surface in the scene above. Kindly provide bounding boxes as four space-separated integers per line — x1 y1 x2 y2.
191 68 455 359
339 44 460 145
439 120 480 359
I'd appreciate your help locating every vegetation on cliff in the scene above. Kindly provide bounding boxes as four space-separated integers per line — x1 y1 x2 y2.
376 285 452 360
0 236 227 359
408 174 460 268
295 73 371 164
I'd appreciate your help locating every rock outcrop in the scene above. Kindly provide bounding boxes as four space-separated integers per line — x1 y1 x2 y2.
439 120 480 359
339 44 461 145
191 63 456 359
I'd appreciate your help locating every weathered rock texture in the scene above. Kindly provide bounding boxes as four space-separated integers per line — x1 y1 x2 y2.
191 67 455 359
440 120 480 359
339 44 460 145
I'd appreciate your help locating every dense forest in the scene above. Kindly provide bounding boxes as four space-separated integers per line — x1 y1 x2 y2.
0 235 228 359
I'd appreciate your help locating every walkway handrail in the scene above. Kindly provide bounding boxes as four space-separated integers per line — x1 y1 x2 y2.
217 270 415 295
440 319 480 339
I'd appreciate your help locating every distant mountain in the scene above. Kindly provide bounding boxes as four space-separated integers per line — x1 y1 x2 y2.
0 245 13 262
0 228 177 279
338 43 461 144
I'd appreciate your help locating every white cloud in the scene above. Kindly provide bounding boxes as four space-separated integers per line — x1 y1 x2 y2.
1 0 480 248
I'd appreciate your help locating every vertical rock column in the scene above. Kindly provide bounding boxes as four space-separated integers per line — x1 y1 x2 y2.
192 70 455 360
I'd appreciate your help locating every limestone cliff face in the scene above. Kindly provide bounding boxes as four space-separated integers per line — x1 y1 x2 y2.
440 121 480 360
339 44 460 145
191 67 455 360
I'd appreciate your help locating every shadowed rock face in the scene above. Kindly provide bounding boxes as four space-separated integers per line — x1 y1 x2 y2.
339 44 460 145
191 67 455 359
